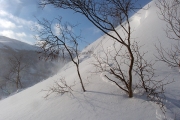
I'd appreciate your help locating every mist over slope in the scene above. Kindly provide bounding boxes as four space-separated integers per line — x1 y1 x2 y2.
0 0 179 120
0 36 67 98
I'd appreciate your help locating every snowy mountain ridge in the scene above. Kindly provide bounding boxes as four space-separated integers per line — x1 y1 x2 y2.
0 36 36 51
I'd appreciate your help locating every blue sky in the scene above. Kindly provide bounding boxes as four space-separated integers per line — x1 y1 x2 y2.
0 0 151 49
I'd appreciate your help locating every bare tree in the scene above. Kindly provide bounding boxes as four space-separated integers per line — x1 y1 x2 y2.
156 0 180 68
35 17 86 92
42 77 74 98
4 54 27 89
132 42 174 113
93 41 136 96
39 0 145 98
155 42 180 68
156 0 180 41
93 40 172 112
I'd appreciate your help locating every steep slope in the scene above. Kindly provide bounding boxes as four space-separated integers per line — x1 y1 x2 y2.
0 0 179 120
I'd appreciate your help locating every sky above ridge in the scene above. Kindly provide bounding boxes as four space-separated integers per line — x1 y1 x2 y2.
0 0 151 49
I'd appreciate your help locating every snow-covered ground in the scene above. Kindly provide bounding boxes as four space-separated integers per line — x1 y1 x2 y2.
0 0 179 120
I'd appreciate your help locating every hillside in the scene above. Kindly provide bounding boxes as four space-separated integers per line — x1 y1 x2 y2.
0 36 66 99
0 0 179 120
0 36 36 50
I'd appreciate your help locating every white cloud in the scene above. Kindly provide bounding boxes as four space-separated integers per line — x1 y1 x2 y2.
67 25 73 31
16 32 26 37
0 1 9 10
0 18 16 29
0 10 34 27
15 0 22 3
33 23 43 31
0 10 8 16
53 24 74 36
0 30 27 41
54 23 61 36
0 9 37 44
0 30 16 39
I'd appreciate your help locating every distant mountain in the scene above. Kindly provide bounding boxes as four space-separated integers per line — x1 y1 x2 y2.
0 36 36 51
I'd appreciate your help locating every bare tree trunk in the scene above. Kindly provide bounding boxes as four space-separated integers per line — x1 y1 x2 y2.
128 47 134 98
76 65 86 92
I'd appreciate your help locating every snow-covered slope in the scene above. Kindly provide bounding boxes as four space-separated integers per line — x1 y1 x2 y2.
0 0 179 120
0 36 36 50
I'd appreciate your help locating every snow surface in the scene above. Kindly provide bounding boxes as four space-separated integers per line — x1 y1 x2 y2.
0 36 36 51
0 0 180 120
